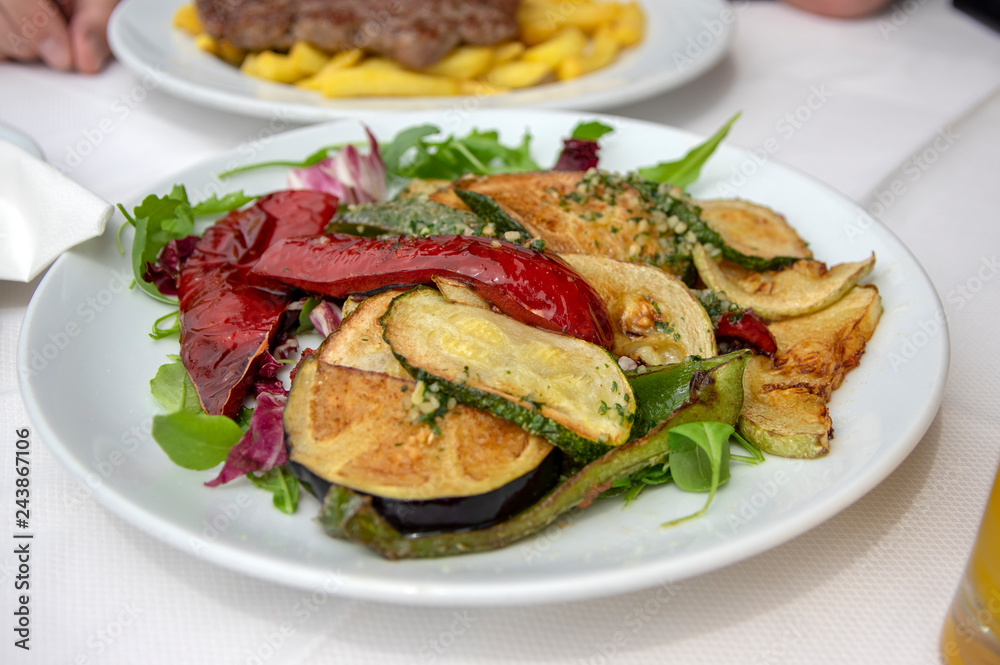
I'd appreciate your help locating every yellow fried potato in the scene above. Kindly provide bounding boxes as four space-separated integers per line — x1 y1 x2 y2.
485 60 553 89
297 49 365 90
493 42 527 64
522 27 588 68
242 50 303 83
423 46 495 79
320 62 460 97
612 2 645 47
172 3 203 36
289 41 329 76
519 1 623 44
557 24 620 80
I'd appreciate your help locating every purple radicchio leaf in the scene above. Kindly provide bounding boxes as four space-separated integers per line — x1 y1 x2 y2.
204 351 289 487
142 235 199 297
553 138 600 172
204 391 287 487
309 300 342 337
287 127 387 204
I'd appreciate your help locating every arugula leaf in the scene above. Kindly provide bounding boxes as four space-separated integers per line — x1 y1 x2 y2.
662 422 734 526
216 144 357 178
386 127 541 181
381 124 441 175
571 121 615 141
248 466 300 514
638 112 741 188
150 358 202 414
120 186 254 304
150 411 244 471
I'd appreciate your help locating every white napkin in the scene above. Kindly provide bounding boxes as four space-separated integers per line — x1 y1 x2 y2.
0 141 113 282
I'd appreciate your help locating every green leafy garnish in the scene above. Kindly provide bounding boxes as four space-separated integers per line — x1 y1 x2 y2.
149 358 243 471
662 422 734 526
217 144 349 178
383 125 541 181
638 112 741 188
150 411 244 471
248 466 300 514
571 121 615 141
118 185 254 304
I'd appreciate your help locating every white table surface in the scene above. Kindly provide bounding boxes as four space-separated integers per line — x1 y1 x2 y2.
3 1 1000 663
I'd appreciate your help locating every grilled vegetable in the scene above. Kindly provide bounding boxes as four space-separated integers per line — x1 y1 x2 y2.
177 190 339 417
251 233 615 350
314 290 410 380
285 357 558 532
316 351 749 559
737 285 883 457
697 199 813 261
692 244 876 321
328 197 482 238
381 288 634 462
559 253 717 365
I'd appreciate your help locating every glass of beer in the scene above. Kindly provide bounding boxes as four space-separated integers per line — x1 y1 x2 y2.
941 464 1000 665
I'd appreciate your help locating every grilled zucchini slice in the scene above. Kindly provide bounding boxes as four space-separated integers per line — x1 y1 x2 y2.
560 253 717 365
693 244 876 321
381 287 635 462
696 199 813 260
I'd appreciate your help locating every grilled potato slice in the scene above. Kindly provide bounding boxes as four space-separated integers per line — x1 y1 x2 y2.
737 285 883 457
559 253 717 365
432 172 667 263
693 244 875 321
696 199 813 260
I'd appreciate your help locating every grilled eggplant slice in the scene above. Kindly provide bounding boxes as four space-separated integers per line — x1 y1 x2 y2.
381 287 635 462
693 244 876 321
285 359 555 506
737 285 883 457
560 253 717 365
318 351 750 559
696 199 813 261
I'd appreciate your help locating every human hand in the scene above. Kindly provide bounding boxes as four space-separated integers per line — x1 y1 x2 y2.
0 0 121 73
780 0 893 18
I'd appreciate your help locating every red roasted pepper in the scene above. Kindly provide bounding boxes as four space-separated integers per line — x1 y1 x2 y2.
252 234 616 350
178 190 339 417
716 309 778 357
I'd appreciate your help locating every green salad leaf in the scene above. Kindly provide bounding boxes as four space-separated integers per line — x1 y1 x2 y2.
571 121 615 141
638 112 741 188
383 125 541 180
149 357 243 471
248 466 300 514
118 186 254 304
661 421 734 526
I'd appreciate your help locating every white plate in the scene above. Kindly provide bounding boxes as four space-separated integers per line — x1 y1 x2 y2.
17 110 948 606
107 0 734 123
0 120 44 160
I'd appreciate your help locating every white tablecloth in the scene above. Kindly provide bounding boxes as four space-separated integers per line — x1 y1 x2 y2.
3 1 1000 663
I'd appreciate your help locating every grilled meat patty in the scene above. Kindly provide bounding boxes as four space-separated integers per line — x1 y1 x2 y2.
196 0 522 70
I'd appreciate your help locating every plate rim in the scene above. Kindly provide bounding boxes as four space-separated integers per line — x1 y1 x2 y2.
17 109 950 606
107 0 736 122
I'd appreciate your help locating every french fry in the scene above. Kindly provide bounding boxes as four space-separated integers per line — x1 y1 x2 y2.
557 24 620 80
242 50 303 83
195 34 217 55
172 3 203 37
320 62 460 97
485 60 552 89
519 1 623 44
522 27 587 68
612 2 645 47
215 38 246 67
423 46 495 79
493 42 527 64
296 49 364 90
289 41 330 76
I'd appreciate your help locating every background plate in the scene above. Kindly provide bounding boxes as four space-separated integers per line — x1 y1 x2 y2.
108 0 735 122
17 109 948 606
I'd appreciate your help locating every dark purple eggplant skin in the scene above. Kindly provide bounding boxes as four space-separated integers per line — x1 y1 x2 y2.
290 450 562 535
